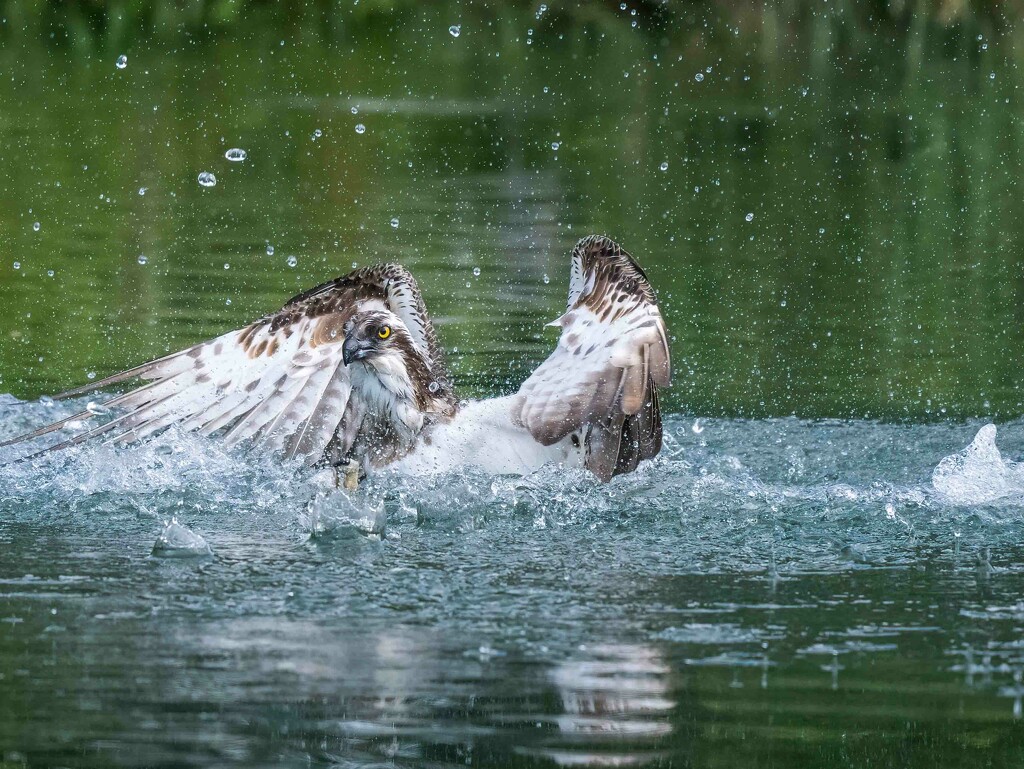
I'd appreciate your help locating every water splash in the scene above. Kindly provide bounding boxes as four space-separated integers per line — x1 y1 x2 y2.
932 424 1024 504
3 395 1024 569
302 487 387 539
152 518 212 557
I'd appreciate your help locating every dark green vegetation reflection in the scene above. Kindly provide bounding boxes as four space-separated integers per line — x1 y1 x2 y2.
2 2 1024 420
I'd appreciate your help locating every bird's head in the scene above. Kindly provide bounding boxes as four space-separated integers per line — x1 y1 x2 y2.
342 310 412 366
342 309 456 417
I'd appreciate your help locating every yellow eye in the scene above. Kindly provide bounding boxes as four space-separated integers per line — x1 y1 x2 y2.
377 325 391 340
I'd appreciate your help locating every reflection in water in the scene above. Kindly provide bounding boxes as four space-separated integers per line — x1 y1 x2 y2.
534 645 674 766
158 624 675 768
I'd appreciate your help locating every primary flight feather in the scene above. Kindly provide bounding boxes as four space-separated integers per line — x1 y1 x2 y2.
2 236 670 482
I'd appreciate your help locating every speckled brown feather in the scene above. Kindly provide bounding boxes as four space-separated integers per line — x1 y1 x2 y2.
511 235 671 481
2 263 454 467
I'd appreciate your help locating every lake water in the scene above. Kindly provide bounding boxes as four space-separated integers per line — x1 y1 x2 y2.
3 6 1024 767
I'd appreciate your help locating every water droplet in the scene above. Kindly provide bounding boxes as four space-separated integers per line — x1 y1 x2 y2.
32 221 40 232
87 371 97 380
355 123 366 134
313 128 323 139
694 72 704 82
115 54 127 70
137 254 148 265
745 212 754 222
12 261 20 270
350 106 358 115
138 187 148 196
286 255 298 268
266 244 274 256
224 148 247 162
198 171 216 187
551 141 560 150
223 263 230 270
46 270 54 277
390 217 400 228
86 401 109 416
449 24 461 37
692 419 704 434
473 266 481 276
543 273 550 284
659 161 669 171
428 381 440 393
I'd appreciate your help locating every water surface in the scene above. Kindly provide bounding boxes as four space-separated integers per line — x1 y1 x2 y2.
4 408 1024 767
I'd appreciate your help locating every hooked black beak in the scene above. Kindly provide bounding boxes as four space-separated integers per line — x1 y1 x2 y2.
342 335 367 366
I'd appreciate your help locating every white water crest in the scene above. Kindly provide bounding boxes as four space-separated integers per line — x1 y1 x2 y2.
932 424 1024 505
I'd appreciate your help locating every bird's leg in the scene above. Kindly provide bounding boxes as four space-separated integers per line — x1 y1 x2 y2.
325 440 361 491
328 460 361 490
341 458 361 491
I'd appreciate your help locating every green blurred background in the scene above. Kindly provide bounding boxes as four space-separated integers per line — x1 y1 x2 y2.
1 0 1023 420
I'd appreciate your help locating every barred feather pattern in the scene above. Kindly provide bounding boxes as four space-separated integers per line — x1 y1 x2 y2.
510 235 671 481
1 264 455 467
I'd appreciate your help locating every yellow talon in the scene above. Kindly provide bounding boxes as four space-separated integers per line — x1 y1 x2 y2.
342 459 360 491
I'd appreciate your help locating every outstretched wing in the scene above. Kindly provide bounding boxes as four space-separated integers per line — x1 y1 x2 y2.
1 264 448 465
511 235 671 481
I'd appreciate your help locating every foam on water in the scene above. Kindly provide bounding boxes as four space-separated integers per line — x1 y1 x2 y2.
0 395 312 518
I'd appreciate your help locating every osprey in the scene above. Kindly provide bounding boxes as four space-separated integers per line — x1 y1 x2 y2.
2 236 671 482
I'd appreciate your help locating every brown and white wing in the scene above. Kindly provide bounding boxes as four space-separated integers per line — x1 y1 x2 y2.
1 264 444 466
510 235 671 481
